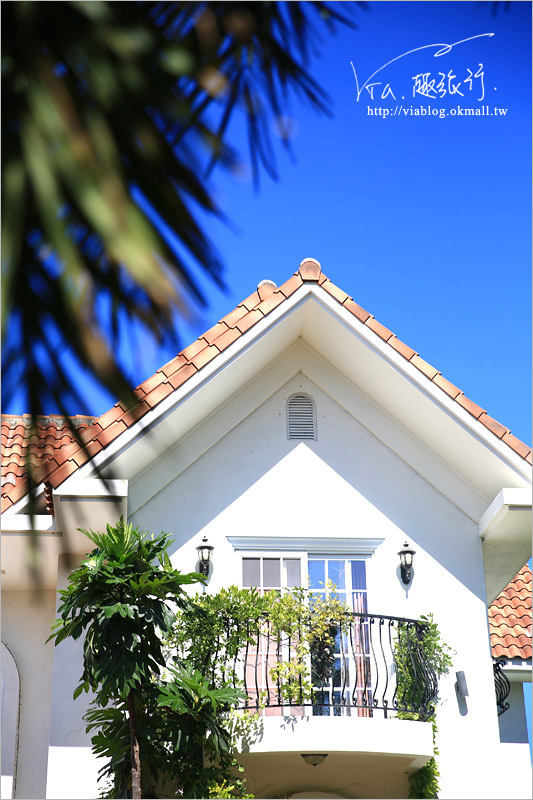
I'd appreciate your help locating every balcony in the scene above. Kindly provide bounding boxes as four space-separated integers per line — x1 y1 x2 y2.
227 611 438 720
208 611 438 798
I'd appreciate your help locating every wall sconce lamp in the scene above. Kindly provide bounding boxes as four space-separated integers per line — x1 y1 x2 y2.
455 671 469 698
301 754 328 767
398 541 416 585
196 536 214 576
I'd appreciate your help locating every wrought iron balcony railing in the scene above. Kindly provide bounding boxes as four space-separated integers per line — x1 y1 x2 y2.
213 611 438 721
493 658 511 716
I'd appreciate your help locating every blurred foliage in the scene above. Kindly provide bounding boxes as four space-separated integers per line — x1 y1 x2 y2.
2 1 362 433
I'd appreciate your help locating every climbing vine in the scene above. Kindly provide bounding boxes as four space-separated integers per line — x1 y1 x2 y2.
394 614 453 799
166 583 351 706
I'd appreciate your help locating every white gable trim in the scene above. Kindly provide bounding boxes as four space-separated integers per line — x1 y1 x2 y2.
53 478 128 498
479 488 532 537
5 283 530 517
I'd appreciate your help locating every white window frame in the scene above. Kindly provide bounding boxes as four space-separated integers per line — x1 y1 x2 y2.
233 540 380 718
240 550 308 591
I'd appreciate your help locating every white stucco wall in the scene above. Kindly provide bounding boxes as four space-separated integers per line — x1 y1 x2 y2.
45 555 102 800
126 364 521 799
1 590 55 799
1 642 20 799
498 681 530 743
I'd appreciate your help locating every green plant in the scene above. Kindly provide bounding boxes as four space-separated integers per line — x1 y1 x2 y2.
86 665 249 799
49 518 247 798
166 582 350 710
394 614 453 799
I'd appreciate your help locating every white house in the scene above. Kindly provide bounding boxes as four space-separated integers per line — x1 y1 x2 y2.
2 258 531 799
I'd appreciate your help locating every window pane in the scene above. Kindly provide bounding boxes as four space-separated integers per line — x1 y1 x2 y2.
243 558 260 588
331 591 346 607
284 559 301 588
351 561 367 591
313 690 330 716
332 690 343 715
328 560 345 590
263 558 281 588
352 590 368 614
308 560 325 589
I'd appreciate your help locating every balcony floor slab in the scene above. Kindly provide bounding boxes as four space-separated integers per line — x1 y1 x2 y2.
235 715 434 799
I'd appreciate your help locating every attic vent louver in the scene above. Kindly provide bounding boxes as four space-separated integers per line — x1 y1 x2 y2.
287 394 316 440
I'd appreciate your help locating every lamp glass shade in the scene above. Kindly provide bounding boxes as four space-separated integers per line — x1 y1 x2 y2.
398 542 415 566
197 541 213 564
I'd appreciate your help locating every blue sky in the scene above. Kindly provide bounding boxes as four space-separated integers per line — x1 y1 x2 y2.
4 0 531 745
32 1 530 445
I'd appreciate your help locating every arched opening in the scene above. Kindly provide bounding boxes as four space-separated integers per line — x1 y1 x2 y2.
1 642 21 799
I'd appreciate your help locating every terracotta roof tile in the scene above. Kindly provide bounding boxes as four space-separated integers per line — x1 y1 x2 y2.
410 355 440 381
479 413 509 439
47 460 78 488
433 374 462 400
70 439 104 467
180 338 208 362
501 432 532 460
366 318 394 342
299 258 322 281
167 363 198 390
138 372 165 396
342 299 371 323
1 415 97 512
256 291 286 317
98 406 124 430
200 321 230 346
142 383 174 410
220 305 249 328
189 344 219 370
321 278 349 305
388 336 417 360
277 273 304 297
257 280 277 301
489 565 532 660
213 326 242 352
235 308 264 334
239 290 261 311
2 259 531 511
456 394 485 419
158 355 188 378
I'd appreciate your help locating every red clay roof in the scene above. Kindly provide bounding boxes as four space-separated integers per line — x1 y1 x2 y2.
1 414 97 509
1 259 531 513
489 564 532 660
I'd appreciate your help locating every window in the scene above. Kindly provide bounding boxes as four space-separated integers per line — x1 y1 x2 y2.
242 557 301 591
308 558 371 717
240 554 371 717
308 558 368 613
287 393 316 440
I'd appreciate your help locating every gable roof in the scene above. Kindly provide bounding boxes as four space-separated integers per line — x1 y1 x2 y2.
489 564 532 660
1 258 531 514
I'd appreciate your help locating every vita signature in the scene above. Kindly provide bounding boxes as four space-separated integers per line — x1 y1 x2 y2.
351 33 494 102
